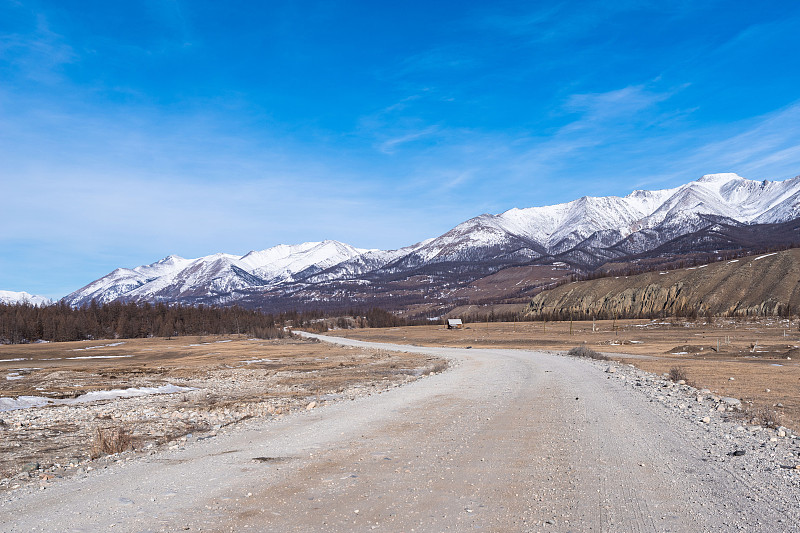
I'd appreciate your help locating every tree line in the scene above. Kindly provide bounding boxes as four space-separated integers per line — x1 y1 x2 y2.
0 301 293 344
0 301 423 344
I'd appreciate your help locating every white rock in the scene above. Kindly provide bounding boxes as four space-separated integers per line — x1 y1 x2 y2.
721 397 742 407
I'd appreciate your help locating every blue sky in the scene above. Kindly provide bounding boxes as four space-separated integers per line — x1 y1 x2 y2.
2 0 800 298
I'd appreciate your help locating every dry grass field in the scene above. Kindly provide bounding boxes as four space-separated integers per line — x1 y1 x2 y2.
329 318 800 432
0 335 445 487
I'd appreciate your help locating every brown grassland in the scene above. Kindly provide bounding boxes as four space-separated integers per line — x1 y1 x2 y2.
0 335 445 486
329 318 800 432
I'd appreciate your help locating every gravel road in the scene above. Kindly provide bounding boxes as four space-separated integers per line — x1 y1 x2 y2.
2 334 799 532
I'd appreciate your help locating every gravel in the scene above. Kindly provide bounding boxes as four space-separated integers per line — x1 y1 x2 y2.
1 334 798 532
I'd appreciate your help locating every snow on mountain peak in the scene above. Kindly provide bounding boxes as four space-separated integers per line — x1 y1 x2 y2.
0 290 52 306
64 239 374 306
238 240 367 281
696 172 743 184
62 171 800 308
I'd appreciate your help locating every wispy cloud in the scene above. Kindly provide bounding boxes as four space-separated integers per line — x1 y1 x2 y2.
563 85 675 123
681 101 800 179
2 1 800 298
0 12 75 83
389 46 478 79
378 126 440 154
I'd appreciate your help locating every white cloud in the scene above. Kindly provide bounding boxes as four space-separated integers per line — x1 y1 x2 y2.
378 126 440 154
0 13 76 83
685 102 800 178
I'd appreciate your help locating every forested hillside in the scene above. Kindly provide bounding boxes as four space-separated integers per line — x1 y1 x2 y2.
0 301 290 344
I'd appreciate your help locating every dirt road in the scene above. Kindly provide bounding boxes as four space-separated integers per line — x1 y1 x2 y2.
2 335 798 532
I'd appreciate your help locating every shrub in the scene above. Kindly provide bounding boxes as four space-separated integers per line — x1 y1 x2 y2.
567 345 609 360
668 366 689 383
746 407 784 428
91 425 133 458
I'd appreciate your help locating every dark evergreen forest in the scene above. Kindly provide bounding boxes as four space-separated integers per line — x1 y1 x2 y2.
0 301 295 344
0 302 414 344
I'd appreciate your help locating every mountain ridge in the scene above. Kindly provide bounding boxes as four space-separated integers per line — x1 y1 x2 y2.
63 172 800 311
0 291 52 306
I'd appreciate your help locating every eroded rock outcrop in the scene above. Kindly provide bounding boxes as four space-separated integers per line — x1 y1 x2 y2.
525 249 800 319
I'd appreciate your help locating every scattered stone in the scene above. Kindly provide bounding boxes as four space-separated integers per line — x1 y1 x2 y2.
701 416 711 424
21 462 39 473
605 366 616 374
729 450 746 457
721 397 742 408
306 401 317 410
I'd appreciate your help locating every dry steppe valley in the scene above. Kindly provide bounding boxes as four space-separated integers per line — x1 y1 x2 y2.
2 319 800 531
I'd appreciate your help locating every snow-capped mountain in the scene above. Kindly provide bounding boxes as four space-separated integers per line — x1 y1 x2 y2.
0 290 52 306
64 173 800 309
66 241 367 306
400 173 800 265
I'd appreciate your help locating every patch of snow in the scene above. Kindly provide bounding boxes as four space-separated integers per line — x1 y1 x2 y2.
64 355 135 360
0 384 195 411
71 342 126 351
0 396 51 411
753 252 778 261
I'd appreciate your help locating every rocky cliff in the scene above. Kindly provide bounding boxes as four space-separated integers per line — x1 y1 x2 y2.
524 249 800 319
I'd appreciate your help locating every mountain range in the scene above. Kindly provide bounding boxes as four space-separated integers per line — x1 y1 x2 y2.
63 173 800 314
0 291 52 307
